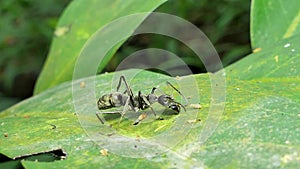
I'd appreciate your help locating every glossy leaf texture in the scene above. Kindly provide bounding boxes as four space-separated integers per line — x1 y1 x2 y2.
227 36 300 80
34 0 167 94
1 35 299 168
251 0 300 49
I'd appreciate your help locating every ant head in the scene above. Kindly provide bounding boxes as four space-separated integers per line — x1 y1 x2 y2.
157 95 185 113
157 95 173 106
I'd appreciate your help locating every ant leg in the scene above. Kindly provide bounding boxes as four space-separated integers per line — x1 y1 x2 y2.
95 97 130 128
139 93 163 120
117 76 134 96
96 111 123 124
133 113 147 125
118 96 131 127
131 92 149 125
116 76 135 108
166 81 188 104
96 112 105 124
151 87 157 94
149 106 164 120
151 87 164 95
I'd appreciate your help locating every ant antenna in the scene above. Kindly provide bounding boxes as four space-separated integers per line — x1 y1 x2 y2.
166 81 188 104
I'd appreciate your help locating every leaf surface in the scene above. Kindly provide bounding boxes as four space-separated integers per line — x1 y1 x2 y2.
1 46 299 168
251 0 300 49
227 36 299 80
1 1 300 168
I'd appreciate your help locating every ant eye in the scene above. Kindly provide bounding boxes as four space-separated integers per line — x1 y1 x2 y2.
169 105 180 113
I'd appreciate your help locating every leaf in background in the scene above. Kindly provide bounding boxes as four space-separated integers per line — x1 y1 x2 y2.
251 0 300 49
34 0 167 94
0 96 20 112
226 36 300 80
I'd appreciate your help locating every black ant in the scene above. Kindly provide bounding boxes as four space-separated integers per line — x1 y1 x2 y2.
96 76 186 125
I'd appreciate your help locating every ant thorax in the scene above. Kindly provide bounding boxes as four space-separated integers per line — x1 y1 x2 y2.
146 94 158 104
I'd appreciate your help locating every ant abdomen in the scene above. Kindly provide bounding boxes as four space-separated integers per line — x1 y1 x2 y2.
97 92 128 110
97 94 113 109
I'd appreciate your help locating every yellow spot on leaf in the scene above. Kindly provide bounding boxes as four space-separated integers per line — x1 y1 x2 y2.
189 103 202 109
281 154 293 163
283 10 300 38
274 55 279 63
80 82 85 88
135 134 141 142
100 149 108 156
76 30 90 39
187 119 201 124
154 124 167 132
253 48 262 53
55 25 71 37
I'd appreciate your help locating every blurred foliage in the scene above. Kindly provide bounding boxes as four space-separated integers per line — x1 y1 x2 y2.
106 0 251 73
0 0 70 110
0 0 250 111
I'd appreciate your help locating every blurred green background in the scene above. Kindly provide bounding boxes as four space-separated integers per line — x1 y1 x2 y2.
0 0 250 111
0 0 70 110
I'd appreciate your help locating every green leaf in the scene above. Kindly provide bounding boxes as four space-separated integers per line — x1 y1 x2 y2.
0 69 204 168
227 35 300 80
1 42 299 168
2 1 300 167
34 0 167 94
251 0 300 49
